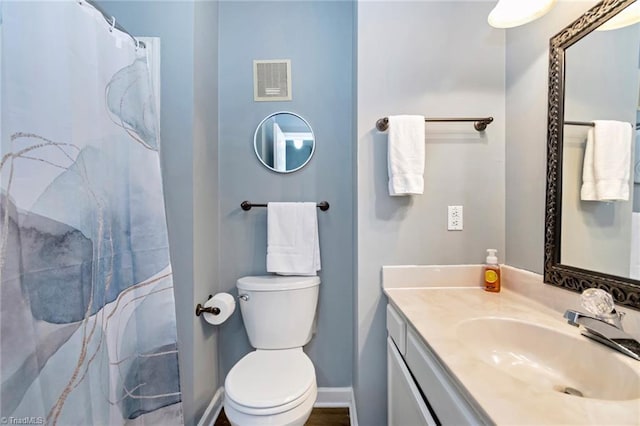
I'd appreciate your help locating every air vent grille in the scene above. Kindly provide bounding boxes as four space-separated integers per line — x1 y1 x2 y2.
254 60 292 102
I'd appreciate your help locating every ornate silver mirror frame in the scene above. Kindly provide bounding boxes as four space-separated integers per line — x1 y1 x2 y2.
545 0 639 310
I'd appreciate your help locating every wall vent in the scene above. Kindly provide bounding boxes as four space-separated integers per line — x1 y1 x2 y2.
253 59 292 102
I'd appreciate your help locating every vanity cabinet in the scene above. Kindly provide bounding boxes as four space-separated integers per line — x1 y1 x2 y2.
386 304 490 426
387 337 436 426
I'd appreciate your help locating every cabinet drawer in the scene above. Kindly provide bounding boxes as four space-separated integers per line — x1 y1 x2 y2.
387 337 437 426
406 329 488 425
386 304 406 355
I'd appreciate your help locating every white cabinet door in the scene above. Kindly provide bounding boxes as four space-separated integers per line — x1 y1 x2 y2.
387 304 407 355
387 338 437 426
405 329 489 425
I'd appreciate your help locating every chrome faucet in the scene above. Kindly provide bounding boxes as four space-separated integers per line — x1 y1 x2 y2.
564 309 640 361
564 309 625 330
563 288 639 361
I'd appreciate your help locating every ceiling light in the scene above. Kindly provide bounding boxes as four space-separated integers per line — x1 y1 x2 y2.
596 2 640 31
488 0 557 28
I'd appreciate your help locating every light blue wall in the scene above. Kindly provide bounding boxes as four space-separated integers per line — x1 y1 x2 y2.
217 1 355 388
94 2 219 425
505 1 599 273
193 1 220 422
356 2 506 424
561 22 639 276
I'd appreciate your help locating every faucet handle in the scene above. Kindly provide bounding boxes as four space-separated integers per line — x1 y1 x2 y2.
581 288 615 317
579 288 625 330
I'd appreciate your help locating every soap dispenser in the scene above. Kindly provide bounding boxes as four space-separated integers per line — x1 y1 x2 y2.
484 249 501 292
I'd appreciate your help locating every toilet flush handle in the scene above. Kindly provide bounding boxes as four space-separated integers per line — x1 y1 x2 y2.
238 294 250 302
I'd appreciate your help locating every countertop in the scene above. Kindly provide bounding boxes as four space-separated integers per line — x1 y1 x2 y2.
384 285 640 425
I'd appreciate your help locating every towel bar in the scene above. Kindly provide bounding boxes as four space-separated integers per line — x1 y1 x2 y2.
240 200 330 211
566 121 640 129
565 121 595 127
376 116 494 132
564 121 640 130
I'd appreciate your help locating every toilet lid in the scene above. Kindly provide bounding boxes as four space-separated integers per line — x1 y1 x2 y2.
225 349 316 410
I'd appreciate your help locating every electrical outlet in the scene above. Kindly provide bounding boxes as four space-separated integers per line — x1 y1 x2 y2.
447 205 463 231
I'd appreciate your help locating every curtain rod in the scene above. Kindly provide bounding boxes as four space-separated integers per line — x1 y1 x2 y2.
83 0 145 48
376 116 494 132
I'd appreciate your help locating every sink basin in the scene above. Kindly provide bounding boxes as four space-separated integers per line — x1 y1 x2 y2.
456 317 640 401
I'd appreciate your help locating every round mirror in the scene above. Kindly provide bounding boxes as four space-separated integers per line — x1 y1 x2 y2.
253 112 315 173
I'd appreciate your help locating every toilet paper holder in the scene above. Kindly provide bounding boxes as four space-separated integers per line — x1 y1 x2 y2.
195 295 220 317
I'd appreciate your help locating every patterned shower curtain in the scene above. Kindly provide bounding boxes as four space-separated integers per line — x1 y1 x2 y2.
1 1 183 425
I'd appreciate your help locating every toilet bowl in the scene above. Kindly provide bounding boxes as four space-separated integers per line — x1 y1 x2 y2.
223 275 320 426
224 349 317 426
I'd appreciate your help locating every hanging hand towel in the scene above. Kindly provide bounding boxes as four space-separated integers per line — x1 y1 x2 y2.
580 120 633 201
267 202 321 276
631 213 640 280
634 131 639 184
387 115 425 196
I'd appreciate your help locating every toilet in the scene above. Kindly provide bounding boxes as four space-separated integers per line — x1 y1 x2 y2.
224 275 320 426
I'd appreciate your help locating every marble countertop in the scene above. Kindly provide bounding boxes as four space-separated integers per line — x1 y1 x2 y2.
384 284 640 425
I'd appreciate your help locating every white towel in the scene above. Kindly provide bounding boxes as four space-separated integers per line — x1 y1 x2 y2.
631 213 640 280
634 131 639 183
580 120 633 201
266 202 320 276
387 115 425 196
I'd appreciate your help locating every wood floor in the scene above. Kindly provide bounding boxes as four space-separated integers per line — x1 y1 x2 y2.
214 407 350 426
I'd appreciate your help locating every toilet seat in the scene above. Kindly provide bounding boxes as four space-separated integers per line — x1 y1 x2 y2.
225 348 316 416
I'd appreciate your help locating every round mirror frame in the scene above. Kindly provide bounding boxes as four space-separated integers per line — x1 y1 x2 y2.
253 111 316 174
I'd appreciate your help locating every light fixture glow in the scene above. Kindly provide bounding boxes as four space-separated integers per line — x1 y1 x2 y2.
488 0 557 29
596 2 640 31
293 139 304 150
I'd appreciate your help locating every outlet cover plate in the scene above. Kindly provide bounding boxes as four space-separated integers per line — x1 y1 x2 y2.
447 205 463 231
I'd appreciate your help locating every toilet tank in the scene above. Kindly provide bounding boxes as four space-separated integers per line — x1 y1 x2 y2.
237 275 320 350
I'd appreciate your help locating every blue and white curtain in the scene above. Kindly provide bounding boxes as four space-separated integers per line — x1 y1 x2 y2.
1 1 183 424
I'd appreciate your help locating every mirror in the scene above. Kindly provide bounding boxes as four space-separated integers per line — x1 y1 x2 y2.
254 112 315 173
545 0 640 310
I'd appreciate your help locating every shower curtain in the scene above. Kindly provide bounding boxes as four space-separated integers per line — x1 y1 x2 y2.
1 1 183 425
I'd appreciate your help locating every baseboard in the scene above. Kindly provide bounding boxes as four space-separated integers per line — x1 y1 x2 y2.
349 387 359 426
314 386 352 407
199 386 358 426
197 387 224 426
314 387 358 426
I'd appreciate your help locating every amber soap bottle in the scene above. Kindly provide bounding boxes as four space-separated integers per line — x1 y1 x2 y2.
484 249 501 292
